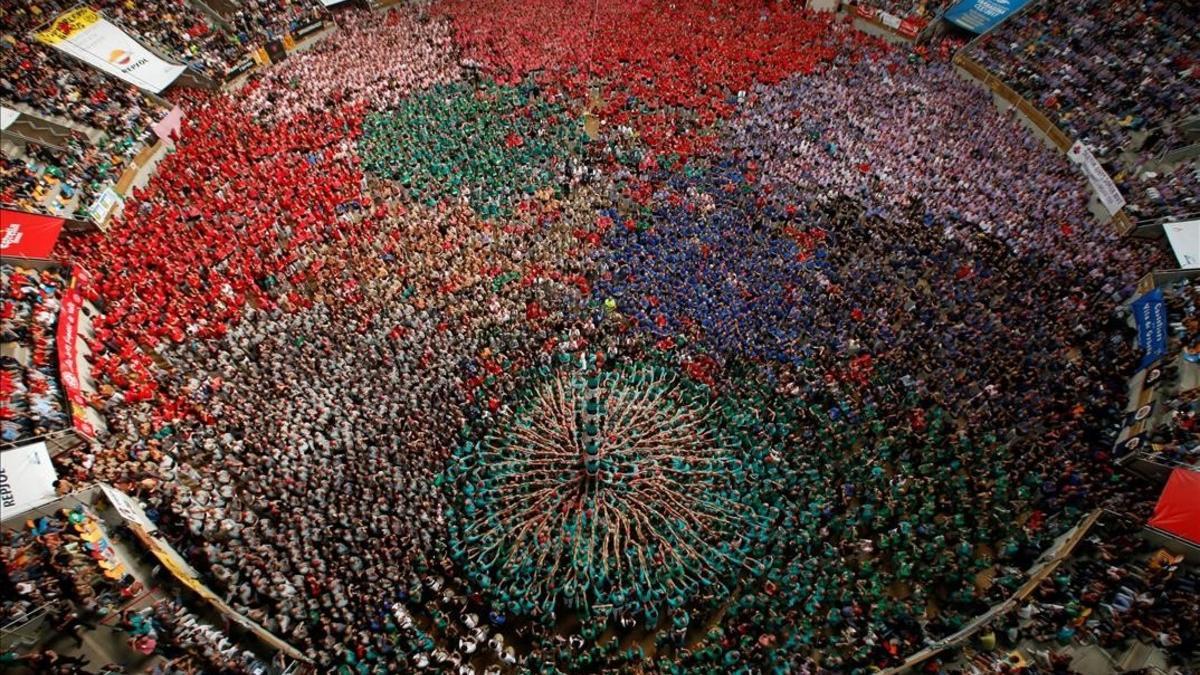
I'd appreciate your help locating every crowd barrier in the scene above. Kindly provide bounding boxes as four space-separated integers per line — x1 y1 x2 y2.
883 509 1104 673
1115 268 1200 481
98 484 313 665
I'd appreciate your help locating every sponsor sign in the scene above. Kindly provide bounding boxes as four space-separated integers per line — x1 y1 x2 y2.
1067 141 1126 215
35 7 185 93
1130 288 1168 369
57 276 87 408
0 208 65 259
57 267 98 440
225 56 255 80
944 0 1033 33
294 19 324 39
0 442 59 518
264 39 287 65
1162 219 1199 269
88 187 123 225
100 483 158 532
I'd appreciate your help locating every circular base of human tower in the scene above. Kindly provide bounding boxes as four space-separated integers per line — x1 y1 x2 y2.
444 355 777 634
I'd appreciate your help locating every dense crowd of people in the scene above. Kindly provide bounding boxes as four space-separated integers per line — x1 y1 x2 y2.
1 263 71 443
244 8 459 123
970 0 1200 222
1 1 1195 674
950 515 1199 672
1 505 136 627
0 0 325 77
1 1 169 217
229 0 323 49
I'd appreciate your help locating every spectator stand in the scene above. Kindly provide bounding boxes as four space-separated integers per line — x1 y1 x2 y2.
1 483 310 674
1116 117 1200 235
1 249 107 457
2 98 178 231
93 483 314 671
2 123 129 231
1115 269 1200 483
951 50 1138 236
881 509 1104 673
956 0 1200 238
888 510 1199 674
223 14 332 88
3 8 183 228
1 484 157 673
1144 115 1200 169
1 104 89 155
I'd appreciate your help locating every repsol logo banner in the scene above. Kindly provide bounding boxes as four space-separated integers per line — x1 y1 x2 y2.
0 443 59 517
36 7 185 93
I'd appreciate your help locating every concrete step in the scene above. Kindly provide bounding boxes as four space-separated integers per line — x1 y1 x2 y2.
188 0 235 25
1 100 104 143
1116 640 1170 672
198 0 241 20
1 135 26 158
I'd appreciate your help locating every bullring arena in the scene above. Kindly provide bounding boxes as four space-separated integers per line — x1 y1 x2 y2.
1 0 1198 673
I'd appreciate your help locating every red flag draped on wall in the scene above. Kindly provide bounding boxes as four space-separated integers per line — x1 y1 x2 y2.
1 209 65 259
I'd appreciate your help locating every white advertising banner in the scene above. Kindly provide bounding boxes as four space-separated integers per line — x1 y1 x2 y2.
1067 141 1126 216
0 106 19 130
0 442 59 518
88 186 124 225
879 11 903 29
35 7 185 94
1163 219 1199 269
99 483 159 532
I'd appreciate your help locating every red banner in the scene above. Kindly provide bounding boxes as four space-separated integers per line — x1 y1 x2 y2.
1 208 65 259
56 267 96 439
855 5 878 20
898 17 926 38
